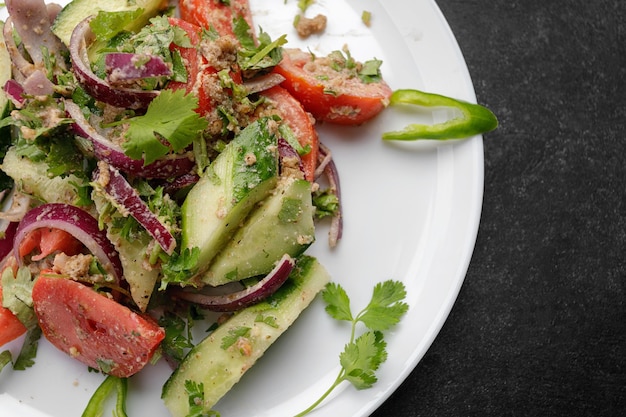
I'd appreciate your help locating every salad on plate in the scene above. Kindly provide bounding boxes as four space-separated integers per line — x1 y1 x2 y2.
0 0 496 416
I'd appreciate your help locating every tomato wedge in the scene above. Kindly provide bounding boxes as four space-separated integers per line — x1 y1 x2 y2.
32 276 165 377
274 48 393 125
261 86 319 182
18 228 84 261
179 0 255 38
0 286 27 347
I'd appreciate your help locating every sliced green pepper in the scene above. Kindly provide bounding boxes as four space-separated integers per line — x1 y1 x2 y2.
382 89 498 141
81 375 128 417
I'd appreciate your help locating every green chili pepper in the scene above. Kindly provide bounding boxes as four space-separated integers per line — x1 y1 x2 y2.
81 375 128 417
382 89 498 141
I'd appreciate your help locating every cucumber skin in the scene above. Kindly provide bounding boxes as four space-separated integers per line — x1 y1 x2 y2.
161 255 331 417
1 147 84 205
202 177 316 286
0 21 10 118
181 119 279 279
51 0 167 46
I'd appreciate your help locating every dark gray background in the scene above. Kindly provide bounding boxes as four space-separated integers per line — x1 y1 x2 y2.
372 0 626 415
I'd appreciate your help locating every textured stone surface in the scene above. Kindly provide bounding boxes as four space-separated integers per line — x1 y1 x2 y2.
372 0 626 415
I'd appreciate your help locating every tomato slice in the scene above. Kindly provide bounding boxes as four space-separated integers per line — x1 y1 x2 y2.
273 48 393 125
179 0 255 37
261 86 319 182
0 286 27 347
19 228 84 261
166 17 214 115
32 276 165 377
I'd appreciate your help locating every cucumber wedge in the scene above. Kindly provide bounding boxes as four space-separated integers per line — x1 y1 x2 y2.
181 118 279 279
161 255 331 417
92 193 160 312
0 21 11 118
202 176 316 286
1 146 84 205
51 0 166 47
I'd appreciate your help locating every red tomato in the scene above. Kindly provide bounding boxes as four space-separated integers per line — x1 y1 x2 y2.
261 86 319 182
179 0 255 38
19 228 83 261
274 48 393 125
32 276 165 377
0 286 27 347
166 17 214 114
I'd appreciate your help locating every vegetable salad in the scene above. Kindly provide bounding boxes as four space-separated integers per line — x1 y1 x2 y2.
0 0 496 416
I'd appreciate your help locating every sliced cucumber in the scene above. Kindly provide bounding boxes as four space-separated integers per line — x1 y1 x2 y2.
0 21 11 118
202 176 316 286
51 0 166 46
161 255 331 417
181 118 279 279
1 146 85 205
92 193 160 312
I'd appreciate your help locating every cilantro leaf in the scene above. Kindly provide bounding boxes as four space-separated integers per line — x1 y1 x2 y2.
13 327 42 370
90 9 144 42
321 282 352 322
357 280 409 331
1 267 37 330
340 331 386 389
233 16 286 72
294 280 407 417
121 89 208 165
184 380 221 417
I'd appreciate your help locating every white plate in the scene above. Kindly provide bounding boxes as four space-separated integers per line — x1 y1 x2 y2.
0 0 483 416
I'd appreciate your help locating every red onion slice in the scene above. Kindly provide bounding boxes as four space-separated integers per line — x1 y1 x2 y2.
173 254 295 312
69 17 160 109
243 73 285 95
318 142 343 247
13 203 123 283
105 53 172 84
3 79 25 106
93 163 177 255
0 221 18 261
65 100 194 178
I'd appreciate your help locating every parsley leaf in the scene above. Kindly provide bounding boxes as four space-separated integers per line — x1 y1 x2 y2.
294 280 408 417
120 89 208 165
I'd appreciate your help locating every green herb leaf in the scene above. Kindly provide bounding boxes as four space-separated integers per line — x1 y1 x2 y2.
1 267 37 330
294 280 407 417
357 280 409 331
121 89 207 165
321 282 352 322
220 326 251 350
90 9 144 42
184 380 221 417
13 327 41 370
340 331 386 389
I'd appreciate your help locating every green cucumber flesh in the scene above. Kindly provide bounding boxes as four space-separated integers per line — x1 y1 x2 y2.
202 176 316 286
92 193 160 312
161 255 331 417
51 0 166 47
0 21 10 118
181 118 279 277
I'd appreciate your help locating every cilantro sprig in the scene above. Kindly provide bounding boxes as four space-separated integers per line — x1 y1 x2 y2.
294 280 408 417
109 89 208 165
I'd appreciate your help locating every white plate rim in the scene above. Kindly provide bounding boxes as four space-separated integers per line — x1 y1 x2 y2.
0 0 484 416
